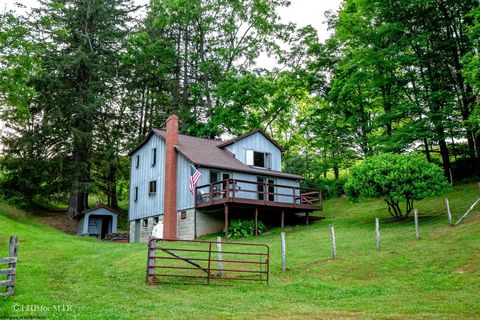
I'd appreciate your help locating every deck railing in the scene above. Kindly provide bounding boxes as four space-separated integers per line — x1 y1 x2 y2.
195 178 322 208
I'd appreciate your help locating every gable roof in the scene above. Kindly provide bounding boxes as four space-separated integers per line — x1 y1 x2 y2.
129 129 301 180
217 129 283 151
76 205 120 219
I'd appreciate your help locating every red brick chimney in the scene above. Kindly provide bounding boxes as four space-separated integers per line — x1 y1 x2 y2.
163 115 179 240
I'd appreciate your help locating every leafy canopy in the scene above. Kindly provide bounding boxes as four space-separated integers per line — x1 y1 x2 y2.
345 154 450 219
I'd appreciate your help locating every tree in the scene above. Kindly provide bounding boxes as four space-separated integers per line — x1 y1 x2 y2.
1 0 137 213
345 154 450 219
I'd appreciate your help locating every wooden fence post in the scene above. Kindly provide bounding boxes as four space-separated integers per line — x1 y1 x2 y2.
414 209 420 239
146 239 156 283
7 236 17 296
445 198 452 226
281 232 286 271
330 224 337 259
375 218 380 251
216 236 224 277
0 236 18 296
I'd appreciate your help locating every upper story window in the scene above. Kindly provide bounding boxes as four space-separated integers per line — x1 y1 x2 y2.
134 186 138 202
246 150 272 169
210 170 219 183
152 148 157 166
135 155 140 168
149 180 157 195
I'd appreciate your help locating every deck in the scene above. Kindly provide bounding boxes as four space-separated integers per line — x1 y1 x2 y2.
195 179 322 212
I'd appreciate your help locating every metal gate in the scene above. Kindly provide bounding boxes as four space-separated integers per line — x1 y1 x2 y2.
146 238 269 285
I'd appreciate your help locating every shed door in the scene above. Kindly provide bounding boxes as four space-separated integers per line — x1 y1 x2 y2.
134 219 141 242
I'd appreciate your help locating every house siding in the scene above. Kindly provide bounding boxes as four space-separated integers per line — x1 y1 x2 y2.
129 139 210 221
224 132 282 171
129 134 166 221
232 172 299 204
176 154 209 211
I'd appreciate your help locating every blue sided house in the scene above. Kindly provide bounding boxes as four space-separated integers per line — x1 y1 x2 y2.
128 115 322 242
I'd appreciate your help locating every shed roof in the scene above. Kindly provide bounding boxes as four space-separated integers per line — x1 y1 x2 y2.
76 205 120 219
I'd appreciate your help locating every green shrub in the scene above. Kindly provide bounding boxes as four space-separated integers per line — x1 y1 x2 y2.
226 219 267 239
322 178 348 198
345 154 450 219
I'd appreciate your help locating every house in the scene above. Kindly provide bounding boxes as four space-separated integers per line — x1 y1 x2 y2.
128 115 322 242
76 205 119 239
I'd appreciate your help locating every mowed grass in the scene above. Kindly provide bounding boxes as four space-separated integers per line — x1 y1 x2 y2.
0 183 479 319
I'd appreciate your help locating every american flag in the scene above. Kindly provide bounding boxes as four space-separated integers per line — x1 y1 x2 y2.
189 165 202 194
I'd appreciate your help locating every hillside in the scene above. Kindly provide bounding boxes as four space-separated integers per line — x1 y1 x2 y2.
0 183 479 319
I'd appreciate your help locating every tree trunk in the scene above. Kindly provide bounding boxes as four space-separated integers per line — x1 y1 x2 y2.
109 161 118 210
68 177 89 217
423 138 432 163
333 164 339 180
438 136 451 177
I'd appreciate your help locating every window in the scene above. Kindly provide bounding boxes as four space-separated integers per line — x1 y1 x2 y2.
153 216 159 224
136 155 140 168
254 151 265 167
257 177 265 200
152 148 157 166
149 180 157 195
134 187 138 202
257 177 275 201
209 170 219 183
143 219 148 228
246 150 272 169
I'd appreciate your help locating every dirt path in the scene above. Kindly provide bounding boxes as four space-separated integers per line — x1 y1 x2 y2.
34 209 77 234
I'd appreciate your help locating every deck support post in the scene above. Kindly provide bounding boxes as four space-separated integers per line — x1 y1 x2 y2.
255 208 259 236
224 205 229 240
306 212 310 225
281 209 285 229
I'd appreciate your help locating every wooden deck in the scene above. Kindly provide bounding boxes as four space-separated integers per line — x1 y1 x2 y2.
195 179 322 240
195 179 322 212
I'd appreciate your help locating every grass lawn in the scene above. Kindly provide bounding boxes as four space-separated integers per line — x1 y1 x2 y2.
0 183 479 319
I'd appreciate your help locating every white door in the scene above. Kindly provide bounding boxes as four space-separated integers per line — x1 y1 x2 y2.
152 221 164 239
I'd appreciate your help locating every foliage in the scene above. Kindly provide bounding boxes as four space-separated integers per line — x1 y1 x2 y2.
322 177 348 198
282 153 324 189
345 154 450 219
1 0 480 212
226 219 266 239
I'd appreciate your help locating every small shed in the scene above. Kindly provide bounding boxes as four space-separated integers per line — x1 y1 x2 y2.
76 205 119 239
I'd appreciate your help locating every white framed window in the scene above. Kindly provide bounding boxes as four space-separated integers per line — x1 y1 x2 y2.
246 150 272 169
136 155 140 168
134 187 138 202
143 219 148 228
149 180 157 195
152 148 157 166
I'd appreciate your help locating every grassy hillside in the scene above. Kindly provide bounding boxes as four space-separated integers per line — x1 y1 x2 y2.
0 183 479 319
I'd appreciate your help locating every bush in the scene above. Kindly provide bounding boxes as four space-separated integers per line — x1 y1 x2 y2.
321 178 347 198
345 154 450 219
226 219 267 239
